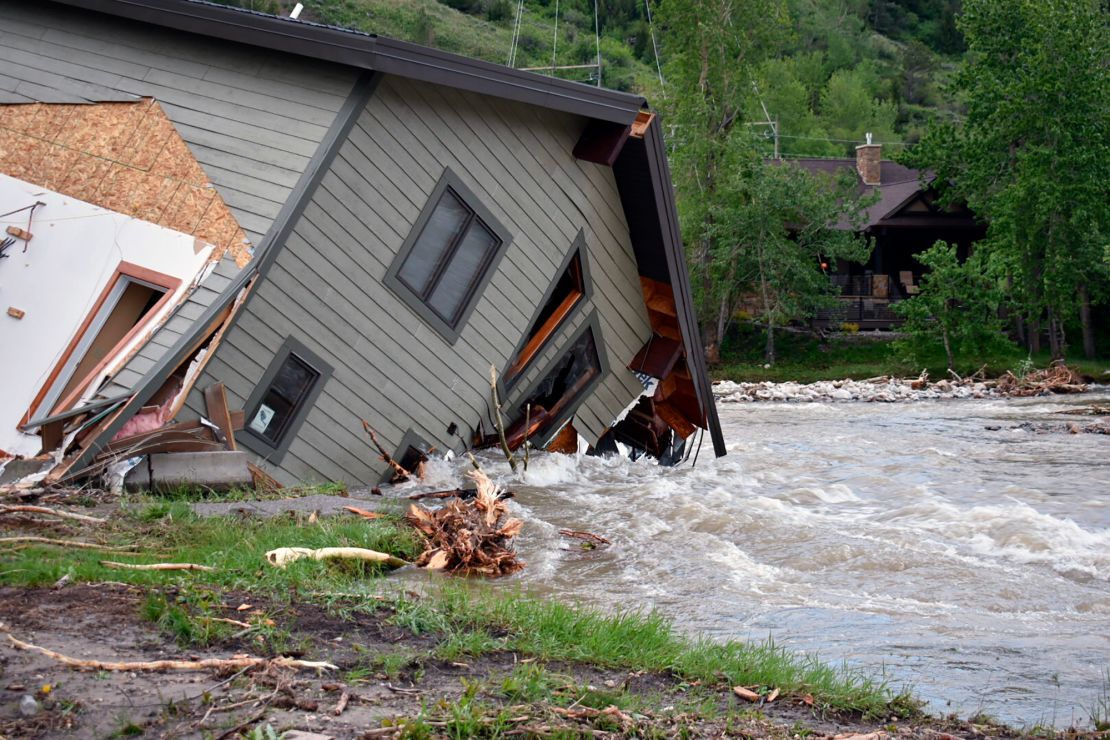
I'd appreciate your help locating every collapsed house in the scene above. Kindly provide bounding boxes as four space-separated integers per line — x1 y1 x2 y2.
0 0 725 488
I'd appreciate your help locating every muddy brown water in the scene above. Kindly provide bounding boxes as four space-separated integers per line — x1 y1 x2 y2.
397 389 1110 729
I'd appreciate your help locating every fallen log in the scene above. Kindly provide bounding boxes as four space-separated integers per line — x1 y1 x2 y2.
264 546 409 570
558 529 611 548
99 561 215 572
0 505 106 524
5 634 337 672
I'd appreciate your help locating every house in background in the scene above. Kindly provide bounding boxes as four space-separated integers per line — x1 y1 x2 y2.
792 139 985 329
2 0 725 487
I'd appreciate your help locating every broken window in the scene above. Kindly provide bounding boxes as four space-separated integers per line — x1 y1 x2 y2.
505 243 586 384
518 324 602 438
386 170 510 342
244 338 331 455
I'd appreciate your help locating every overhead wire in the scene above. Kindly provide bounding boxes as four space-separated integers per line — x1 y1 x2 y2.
593 0 602 87
551 0 559 74
507 0 526 67
644 0 665 94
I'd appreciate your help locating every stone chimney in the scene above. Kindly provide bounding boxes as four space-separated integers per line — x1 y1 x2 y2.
855 132 882 186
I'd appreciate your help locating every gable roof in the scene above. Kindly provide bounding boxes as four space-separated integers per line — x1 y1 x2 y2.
29 0 726 468
788 158 930 227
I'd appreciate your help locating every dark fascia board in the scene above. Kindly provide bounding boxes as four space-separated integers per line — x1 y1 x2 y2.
21 393 130 431
64 72 380 476
239 335 334 464
639 118 726 458
47 0 647 125
509 310 610 449
383 167 514 345
500 228 593 394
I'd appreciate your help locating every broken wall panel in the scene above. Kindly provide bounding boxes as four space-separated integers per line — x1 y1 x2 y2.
0 174 215 457
0 100 250 265
178 76 653 486
0 1 357 247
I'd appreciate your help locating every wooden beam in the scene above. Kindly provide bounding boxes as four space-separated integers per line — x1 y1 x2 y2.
573 118 632 167
203 383 237 451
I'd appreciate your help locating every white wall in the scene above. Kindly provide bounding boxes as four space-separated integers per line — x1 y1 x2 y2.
0 174 213 457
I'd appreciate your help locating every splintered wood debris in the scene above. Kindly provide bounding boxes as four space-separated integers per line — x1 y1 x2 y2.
405 469 524 577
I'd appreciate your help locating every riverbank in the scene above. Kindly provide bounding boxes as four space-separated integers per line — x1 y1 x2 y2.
712 328 1109 384
0 485 1051 738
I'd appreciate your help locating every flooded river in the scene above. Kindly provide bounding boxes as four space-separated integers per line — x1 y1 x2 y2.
414 390 1110 728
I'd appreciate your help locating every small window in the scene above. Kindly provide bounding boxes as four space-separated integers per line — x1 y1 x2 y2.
505 238 587 385
243 337 332 458
518 321 604 440
386 169 511 342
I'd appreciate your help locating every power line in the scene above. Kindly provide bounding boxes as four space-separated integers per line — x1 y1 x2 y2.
644 0 665 94
593 0 602 87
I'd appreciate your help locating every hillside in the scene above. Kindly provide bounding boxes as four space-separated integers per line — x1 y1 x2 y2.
214 0 963 155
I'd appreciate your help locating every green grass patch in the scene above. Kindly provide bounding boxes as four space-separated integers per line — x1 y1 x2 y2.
389 584 920 719
0 501 422 594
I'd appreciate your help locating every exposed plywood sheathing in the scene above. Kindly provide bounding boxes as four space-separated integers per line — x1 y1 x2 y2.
0 100 251 266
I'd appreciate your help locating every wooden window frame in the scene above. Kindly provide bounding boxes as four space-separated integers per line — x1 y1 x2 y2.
240 336 333 462
22 262 182 425
384 168 512 344
503 229 592 389
510 312 608 447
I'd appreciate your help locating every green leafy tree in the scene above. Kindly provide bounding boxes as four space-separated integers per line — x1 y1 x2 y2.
709 139 873 364
893 241 1011 371
656 0 789 359
905 0 1110 359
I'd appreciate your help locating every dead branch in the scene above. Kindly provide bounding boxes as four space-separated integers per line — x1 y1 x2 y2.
99 561 215 572
405 469 523 577
995 362 1088 397
407 488 469 501
0 536 137 552
343 505 383 519
334 690 350 716
558 529 611 547
0 505 106 524
361 421 415 482
5 634 337 672
264 546 409 570
490 364 519 473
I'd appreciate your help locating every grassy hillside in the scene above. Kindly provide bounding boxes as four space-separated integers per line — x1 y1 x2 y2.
217 0 963 153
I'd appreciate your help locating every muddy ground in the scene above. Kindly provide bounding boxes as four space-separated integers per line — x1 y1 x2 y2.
0 584 1037 739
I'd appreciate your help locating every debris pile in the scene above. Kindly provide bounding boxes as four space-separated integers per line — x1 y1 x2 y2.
715 363 1095 404
405 469 524 577
995 362 1088 397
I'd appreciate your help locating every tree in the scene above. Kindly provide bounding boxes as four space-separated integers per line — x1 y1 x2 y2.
905 0 1110 359
892 241 1010 371
709 139 872 364
656 0 790 361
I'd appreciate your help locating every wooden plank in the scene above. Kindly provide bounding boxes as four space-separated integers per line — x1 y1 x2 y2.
203 383 236 451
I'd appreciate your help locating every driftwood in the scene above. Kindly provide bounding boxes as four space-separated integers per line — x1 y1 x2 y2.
995 362 1088 397
405 469 523 577
264 546 409 570
342 505 383 520
99 561 215 572
5 634 337 672
558 529 611 548
489 365 519 472
0 505 106 524
0 536 136 552
361 421 419 482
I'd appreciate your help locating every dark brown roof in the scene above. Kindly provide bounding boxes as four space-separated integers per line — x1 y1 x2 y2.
787 158 928 228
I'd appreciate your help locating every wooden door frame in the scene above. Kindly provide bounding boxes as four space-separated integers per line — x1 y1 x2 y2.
21 262 182 426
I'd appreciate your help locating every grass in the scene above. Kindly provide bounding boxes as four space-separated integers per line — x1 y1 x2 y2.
0 489 917 721
386 583 919 719
0 499 423 593
713 324 1110 383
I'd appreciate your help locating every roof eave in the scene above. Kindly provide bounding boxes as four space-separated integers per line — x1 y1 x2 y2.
48 0 646 124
